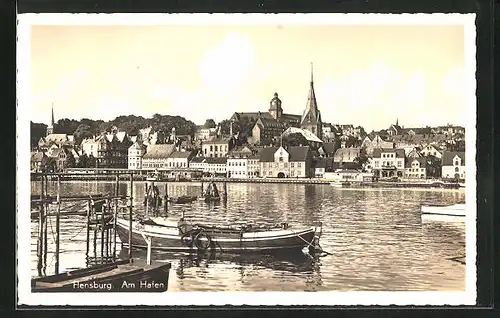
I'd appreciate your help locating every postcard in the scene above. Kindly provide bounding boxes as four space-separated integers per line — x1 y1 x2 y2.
17 13 477 306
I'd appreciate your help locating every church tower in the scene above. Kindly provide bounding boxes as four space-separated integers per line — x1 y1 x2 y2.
46 104 55 136
269 92 283 120
300 63 323 140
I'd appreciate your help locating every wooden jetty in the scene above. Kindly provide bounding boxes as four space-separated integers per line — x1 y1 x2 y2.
31 172 171 292
32 259 171 292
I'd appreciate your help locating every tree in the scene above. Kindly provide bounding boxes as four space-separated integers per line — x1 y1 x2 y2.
283 132 309 147
64 152 76 169
40 156 56 173
30 121 48 149
78 153 89 168
354 147 369 171
74 124 94 145
204 119 216 128
88 154 97 168
425 155 442 178
219 120 232 136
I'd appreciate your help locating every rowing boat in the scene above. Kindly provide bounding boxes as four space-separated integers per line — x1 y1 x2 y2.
115 217 322 254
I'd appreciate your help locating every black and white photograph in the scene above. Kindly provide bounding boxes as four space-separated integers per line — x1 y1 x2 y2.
17 13 476 306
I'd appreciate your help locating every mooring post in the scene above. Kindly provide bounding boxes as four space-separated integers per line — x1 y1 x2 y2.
101 199 107 258
93 201 97 259
201 182 204 196
112 197 118 260
128 173 133 259
163 184 168 215
54 175 61 274
43 175 48 276
37 173 44 276
85 200 91 259
146 236 152 265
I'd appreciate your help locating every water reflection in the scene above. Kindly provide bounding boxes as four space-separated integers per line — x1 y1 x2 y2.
30 181 466 291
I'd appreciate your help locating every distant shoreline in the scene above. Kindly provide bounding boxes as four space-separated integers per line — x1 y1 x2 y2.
30 174 464 190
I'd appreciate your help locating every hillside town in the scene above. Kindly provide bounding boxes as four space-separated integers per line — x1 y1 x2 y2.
30 68 466 183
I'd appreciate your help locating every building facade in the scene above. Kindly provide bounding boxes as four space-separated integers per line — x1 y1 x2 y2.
141 144 176 169
259 146 312 178
128 142 146 170
441 151 466 180
404 158 427 179
201 138 232 157
371 148 406 178
166 150 196 169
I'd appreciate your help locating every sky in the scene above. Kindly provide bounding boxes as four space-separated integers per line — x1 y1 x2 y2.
28 22 467 132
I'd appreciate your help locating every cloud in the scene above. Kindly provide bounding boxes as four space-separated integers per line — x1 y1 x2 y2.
317 63 430 130
199 31 256 96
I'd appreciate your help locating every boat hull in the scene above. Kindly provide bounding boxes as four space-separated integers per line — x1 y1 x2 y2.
421 203 466 217
116 218 316 254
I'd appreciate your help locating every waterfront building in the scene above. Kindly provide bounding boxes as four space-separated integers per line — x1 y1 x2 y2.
314 157 334 178
420 144 443 159
189 156 207 171
226 146 261 178
323 170 373 182
166 150 196 169
205 157 227 176
96 132 132 168
142 144 176 169
259 146 312 178
404 158 427 179
201 138 233 157
127 141 147 170
371 148 406 178
300 65 323 140
81 136 106 159
281 126 323 149
441 151 466 180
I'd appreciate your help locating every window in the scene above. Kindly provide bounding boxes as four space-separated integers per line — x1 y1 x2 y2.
455 167 459 172
291 162 295 168
298 162 302 168
397 161 402 168
215 145 218 151
454 160 459 166
210 146 213 151
279 156 283 162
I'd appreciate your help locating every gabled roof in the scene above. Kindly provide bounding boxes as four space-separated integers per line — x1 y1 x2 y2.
442 151 466 166
331 162 360 170
168 150 195 159
405 157 427 168
115 131 128 143
256 117 285 129
231 112 274 122
143 144 176 159
45 134 69 143
259 146 310 162
282 126 323 143
321 142 336 154
301 69 321 126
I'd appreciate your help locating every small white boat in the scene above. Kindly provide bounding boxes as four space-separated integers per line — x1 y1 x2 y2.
420 203 466 217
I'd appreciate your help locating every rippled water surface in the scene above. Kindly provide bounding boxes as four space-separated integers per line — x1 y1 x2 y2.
30 181 466 292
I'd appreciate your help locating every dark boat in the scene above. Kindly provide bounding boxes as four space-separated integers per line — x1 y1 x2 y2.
115 217 322 254
31 259 171 292
168 195 198 204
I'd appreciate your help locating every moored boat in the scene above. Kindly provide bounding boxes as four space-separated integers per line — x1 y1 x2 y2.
31 259 171 292
420 203 466 217
168 195 198 204
115 216 322 254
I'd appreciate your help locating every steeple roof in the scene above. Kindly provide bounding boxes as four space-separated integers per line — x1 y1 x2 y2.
50 104 55 127
301 63 321 126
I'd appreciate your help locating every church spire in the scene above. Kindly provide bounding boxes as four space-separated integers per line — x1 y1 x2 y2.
310 62 314 84
396 118 399 126
51 103 55 126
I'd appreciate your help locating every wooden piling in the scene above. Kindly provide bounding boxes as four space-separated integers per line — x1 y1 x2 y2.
54 175 61 274
128 174 133 259
201 182 204 196
100 199 106 258
112 197 118 260
93 201 97 259
43 177 48 276
85 200 90 259
37 174 44 276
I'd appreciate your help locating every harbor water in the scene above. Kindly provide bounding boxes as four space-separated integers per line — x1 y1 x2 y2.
29 181 466 292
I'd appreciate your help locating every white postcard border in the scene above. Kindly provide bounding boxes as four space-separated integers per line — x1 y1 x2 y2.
17 13 477 307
